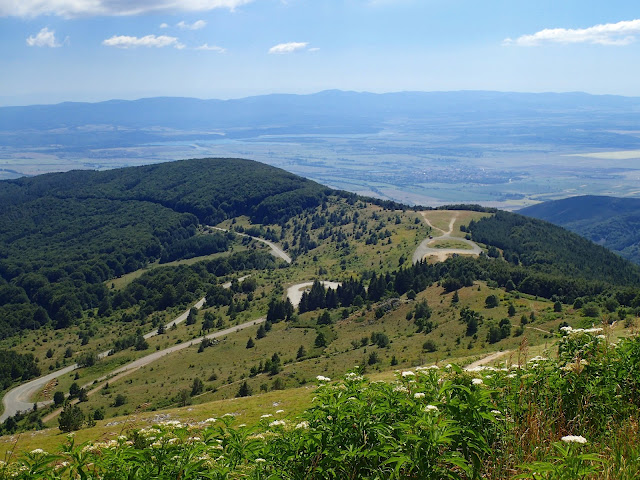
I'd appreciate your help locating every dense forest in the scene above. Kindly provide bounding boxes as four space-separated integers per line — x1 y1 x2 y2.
0 158 327 338
520 195 640 265
465 210 640 286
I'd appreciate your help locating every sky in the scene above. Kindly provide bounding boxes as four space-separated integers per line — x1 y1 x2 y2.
1 0 639 105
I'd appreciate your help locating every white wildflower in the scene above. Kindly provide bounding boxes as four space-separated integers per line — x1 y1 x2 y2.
472 378 483 385
30 448 47 455
393 385 409 393
296 421 309 429
584 328 603 334
528 356 548 362
269 420 286 427
261 414 273 419
414 392 425 399
255 458 266 463
561 435 587 444
276 409 284 414
424 405 439 412
316 375 331 382
401 371 415 377
204 417 217 423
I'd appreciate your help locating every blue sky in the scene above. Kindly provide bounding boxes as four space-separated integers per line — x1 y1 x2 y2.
1 0 639 105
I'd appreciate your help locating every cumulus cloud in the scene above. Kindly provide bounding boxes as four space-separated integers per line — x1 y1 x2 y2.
196 43 225 52
26 27 61 47
0 0 253 18
159 22 169 28
102 34 183 49
177 19 207 30
268 41 309 54
504 19 640 46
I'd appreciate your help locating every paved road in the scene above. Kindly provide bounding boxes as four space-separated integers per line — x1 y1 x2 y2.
413 212 482 264
209 226 292 264
1 294 204 422
0 300 265 422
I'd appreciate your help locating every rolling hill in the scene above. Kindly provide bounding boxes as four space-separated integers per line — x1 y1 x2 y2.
0 159 639 478
519 195 640 265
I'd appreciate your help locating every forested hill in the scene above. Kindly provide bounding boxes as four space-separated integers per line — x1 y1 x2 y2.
0 158 327 225
466 209 640 286
519 195 640 265
0 158 327 337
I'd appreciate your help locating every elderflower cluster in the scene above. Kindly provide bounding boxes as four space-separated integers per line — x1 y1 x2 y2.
561 435 587 444
560 326 603 335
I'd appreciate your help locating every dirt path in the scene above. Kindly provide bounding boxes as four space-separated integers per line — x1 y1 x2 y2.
413 211 482 264
41 316 266 423
465 350 510 370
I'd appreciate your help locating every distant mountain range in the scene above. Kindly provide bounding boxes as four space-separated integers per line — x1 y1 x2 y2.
520 195 640 265
2 90 640 147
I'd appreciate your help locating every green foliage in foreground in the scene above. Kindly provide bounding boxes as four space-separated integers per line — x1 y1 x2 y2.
2 330 639 479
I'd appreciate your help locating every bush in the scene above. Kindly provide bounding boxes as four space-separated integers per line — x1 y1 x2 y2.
485 295 499 308
422 339 438 352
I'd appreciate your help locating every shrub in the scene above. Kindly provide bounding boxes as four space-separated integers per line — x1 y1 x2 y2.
422 339 438 352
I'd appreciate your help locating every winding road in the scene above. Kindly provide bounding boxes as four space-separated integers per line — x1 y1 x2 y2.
0 232 292 423
209 226 292 264
412 212 482 264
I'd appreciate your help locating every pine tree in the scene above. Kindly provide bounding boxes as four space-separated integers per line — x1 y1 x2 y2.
58 403 85 432
237 381 252 398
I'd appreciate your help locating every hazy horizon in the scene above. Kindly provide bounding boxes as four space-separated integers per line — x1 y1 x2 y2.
4 87 640 108
2 1 639 105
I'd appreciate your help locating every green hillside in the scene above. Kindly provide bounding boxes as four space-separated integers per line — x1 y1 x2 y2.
0 161 639 478
466 209 640 286
520 195 640 265
0 158 327 337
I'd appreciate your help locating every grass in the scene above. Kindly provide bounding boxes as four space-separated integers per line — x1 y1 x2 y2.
2 329 639 478
21 280 599 435
429 239 474 250
2 205 636 473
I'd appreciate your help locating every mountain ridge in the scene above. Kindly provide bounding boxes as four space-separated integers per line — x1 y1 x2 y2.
519 195 640 265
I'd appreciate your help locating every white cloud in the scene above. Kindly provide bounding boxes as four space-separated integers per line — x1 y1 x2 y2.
196 43 225 52
102 34 183 49
159 22 169 28
26 27 61 47
268 41 309 54
505 19 640 47
0 0 253 18
177 19 207 30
